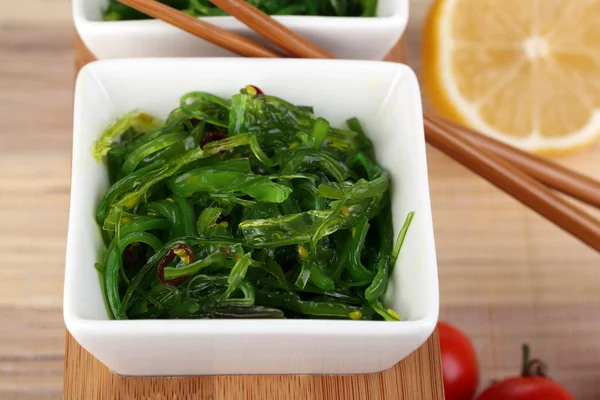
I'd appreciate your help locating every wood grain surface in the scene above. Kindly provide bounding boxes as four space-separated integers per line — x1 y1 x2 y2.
2 0 600 399
65 330 443 400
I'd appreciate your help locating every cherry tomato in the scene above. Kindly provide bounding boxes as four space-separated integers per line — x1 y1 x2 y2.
477 377 574 400
477 345 574 400
438 322 479 400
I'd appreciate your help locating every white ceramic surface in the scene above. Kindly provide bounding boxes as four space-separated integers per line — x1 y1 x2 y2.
73 0 408 60
64 58 438 376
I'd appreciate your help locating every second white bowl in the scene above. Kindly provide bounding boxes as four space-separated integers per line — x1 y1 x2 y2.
73 0 408 60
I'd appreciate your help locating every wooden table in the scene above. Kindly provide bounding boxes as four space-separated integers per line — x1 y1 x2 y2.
2 1 600 399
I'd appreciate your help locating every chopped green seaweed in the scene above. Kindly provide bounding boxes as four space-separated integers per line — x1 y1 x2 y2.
93 85 412 320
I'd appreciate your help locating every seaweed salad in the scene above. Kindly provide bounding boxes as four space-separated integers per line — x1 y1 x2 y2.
104 0 378 20
93 85 413 320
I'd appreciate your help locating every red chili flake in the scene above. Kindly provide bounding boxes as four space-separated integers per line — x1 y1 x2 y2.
245 85 264 96
199 131 228 149
220 247 232 255
124 245 136 265
123 244 144 269
157 243 194 286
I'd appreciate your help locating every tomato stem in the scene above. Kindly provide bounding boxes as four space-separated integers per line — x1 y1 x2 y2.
521 344 549 377
521 344 530 375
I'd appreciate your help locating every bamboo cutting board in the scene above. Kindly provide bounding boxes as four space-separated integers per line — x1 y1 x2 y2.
64 36 444 400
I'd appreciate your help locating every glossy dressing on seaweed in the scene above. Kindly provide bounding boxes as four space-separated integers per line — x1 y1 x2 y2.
93 85 412 320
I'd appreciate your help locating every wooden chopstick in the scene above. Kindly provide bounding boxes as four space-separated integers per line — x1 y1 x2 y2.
207 0 334 59
428 113 600 210
117 0 284 58
424 117 600 252
117 0 600 251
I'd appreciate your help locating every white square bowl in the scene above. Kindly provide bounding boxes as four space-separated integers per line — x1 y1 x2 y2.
65 58 438 376
73 0 408 60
